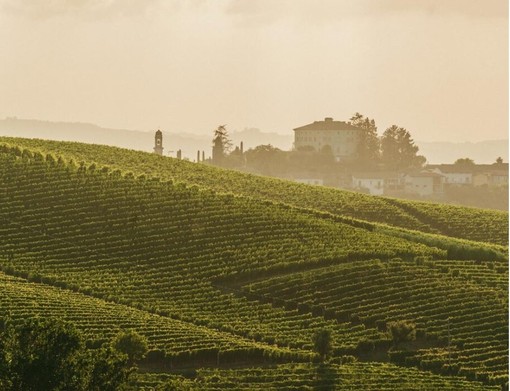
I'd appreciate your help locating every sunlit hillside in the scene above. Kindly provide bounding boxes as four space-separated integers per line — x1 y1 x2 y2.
0 139 507 389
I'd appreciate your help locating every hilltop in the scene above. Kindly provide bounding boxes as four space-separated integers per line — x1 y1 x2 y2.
0 118 293 159
1 117 507 164
0 138 507 389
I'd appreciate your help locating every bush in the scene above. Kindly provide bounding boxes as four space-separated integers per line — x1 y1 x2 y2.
387 320 416 348
312 329 332 361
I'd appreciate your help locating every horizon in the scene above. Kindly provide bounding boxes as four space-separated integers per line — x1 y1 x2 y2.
2 115 509 145
1 0 508 143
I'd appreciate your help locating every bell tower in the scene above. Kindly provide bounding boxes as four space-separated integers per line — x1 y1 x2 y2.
154 130 163 155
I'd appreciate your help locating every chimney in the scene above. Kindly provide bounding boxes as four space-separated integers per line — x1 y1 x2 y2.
325 117 333 122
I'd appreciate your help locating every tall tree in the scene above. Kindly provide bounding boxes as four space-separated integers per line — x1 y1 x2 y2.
381 125 425 170
350 113 380 167
212 125 233 166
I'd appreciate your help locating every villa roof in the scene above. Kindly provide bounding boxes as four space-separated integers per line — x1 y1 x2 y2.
293 117 360 132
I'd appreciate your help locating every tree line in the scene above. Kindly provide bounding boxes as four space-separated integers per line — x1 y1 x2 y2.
211 113 426 174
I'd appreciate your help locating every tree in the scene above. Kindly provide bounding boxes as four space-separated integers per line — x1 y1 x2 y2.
312 329 332 361
113 330 148 365
212 125 233 166
244 144 287 175
6 318 83 391
85 346 131 391
0 318 132 391
350 113 380 167
387 320 416 348
495 157 504 165
381 125 425 170
454 158 475 167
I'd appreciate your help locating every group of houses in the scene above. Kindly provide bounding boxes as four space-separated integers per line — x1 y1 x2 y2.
153 117 508 198
291 117 508 197
349 165 508 197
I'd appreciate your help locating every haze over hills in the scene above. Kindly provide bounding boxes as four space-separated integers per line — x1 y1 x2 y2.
0 117 293 161
0 117 507 164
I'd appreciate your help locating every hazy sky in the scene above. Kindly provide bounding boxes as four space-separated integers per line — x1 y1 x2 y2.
1 0 508 142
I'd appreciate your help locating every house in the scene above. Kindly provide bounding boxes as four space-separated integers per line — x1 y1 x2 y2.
428 163 508 188
351 172 400 196
489 170 509 186
293 117 360 161
404 172 444 196
427 164 472 185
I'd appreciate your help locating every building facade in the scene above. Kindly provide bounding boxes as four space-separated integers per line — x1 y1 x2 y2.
293 117 360 161
404 172 444 196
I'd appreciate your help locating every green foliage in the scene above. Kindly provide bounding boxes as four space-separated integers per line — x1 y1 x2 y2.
113 330 148 364
86 346 131 391
0 318 131 391
387 320 417 348
134 363 500 390
5 318 83 391
0 140 507 388
1 138 506 245
312 329 332 360
245 258 508 382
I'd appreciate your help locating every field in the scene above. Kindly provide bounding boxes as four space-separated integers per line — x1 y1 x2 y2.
0 138 507 389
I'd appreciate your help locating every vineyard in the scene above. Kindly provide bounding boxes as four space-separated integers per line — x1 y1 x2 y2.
1 137 507 246
133 363 500 390
0 140 507 389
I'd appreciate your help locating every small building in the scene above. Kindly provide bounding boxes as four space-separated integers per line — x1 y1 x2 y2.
351 173 385 195
489 170 509 186
351 171 401 196
427 165 472 185
428 163 509 188
404 172 444 196
293 117 360 161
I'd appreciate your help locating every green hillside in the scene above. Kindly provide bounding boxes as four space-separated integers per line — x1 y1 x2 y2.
1 137 507 246
134 363 500 390
0 140 507 389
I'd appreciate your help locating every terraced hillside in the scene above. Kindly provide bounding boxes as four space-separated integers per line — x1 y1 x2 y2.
0 140 507 389
1 137 507 246
133 363 501 390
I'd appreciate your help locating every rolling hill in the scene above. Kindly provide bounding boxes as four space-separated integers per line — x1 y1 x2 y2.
0 138 507 390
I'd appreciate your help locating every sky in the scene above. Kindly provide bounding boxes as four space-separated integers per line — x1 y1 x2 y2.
0 0 508 142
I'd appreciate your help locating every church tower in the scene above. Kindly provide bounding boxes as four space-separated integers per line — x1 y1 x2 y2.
154 130 163 155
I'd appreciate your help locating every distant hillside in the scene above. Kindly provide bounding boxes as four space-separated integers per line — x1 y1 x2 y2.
0 118 293 160
1 117 506 165
416 140 509 164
